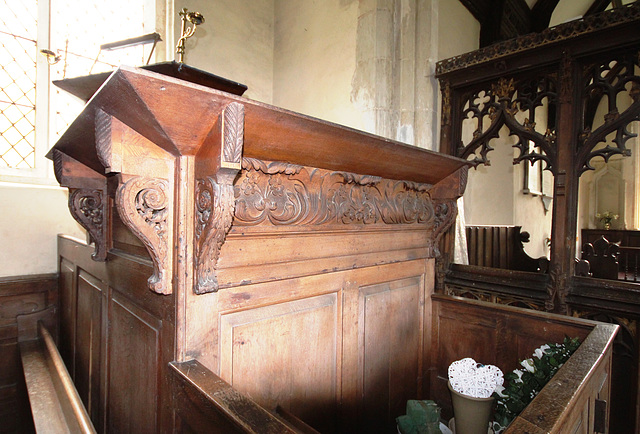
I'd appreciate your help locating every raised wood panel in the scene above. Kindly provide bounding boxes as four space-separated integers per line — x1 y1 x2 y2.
107 293 162 434
358 276 423 433
219 293 339 433
59 258 76 373
75 270 105 427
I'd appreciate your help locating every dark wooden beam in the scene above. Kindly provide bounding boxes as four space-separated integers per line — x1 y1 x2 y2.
458 0 492 22
531 0 561 32
585 0 611 16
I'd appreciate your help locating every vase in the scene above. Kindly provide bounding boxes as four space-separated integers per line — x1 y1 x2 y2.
448 381 494 434
604 222 611 230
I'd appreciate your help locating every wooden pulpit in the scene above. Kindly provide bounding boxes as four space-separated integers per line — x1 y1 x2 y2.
48 66 616 433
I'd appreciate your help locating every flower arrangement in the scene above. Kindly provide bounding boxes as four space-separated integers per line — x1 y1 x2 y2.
596 211 619 229
492 337 581 433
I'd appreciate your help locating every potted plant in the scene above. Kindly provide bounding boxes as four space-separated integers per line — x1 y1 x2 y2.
492 337 581 433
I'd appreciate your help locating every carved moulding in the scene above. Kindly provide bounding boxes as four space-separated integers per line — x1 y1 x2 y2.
234 157 436 226
68 189 108 261
116 176 172 295
194 174 236 294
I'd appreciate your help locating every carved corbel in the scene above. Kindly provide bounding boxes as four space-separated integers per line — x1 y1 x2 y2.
68 188 108 261
96 109 176 295
116 176 172 295
195 175 236 294
52 149 109 261
429 166 468 244
194 102 244 294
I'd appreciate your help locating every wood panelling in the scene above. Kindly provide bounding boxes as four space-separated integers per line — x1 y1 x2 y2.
0 273 57 433
108 293 162 434
75 270 105 426
58 236 175 434
432 295 597 422
359 276 422 433
220 293 338 433
59 258 76 374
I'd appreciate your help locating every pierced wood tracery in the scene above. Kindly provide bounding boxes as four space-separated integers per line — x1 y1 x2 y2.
68 189 108 261
116 177 172 295
458 76 558 172
578 52 640 174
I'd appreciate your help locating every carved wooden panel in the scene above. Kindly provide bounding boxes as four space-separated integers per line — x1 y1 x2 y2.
235 159 435 227
108 293 162 434
358 276 423 433
219 293 339 433
75 270 105 428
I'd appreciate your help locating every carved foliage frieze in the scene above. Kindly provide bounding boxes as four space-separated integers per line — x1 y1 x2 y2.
234 158 435 227
69 188 108 261
194 176 236 294
116 177 172 295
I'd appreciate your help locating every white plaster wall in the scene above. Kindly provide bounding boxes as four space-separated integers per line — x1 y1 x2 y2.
272 0 362 130
462 130 552 259
174 0 275 103
464 130 515 226
437 0 479 60
512 162 553 259
0 183 86 277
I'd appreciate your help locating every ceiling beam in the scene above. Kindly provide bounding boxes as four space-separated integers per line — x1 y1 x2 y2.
585 0 611 16
531 0 561 32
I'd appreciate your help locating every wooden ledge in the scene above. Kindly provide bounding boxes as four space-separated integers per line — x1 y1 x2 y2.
170 359 301 433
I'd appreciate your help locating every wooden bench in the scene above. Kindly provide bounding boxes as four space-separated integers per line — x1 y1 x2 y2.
581 236 640 282
466 225 549 272
19 321 95 433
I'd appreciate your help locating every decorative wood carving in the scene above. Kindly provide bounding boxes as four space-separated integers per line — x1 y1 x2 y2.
68 189 108 261
222 102 244 165
193 102 245 295
116 176 172 295
95 109 113 171
578 52 640 174
456 75 557 172
436 3 640 75
194 176 236 294
234 159 435 226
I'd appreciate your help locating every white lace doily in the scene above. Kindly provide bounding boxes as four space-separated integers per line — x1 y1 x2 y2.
448 358 503 398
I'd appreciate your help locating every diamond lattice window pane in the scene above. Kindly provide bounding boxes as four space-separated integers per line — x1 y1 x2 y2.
0 0 37 169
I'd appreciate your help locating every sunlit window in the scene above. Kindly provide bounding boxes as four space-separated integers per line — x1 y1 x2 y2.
0 0 37 169
0 0 152 177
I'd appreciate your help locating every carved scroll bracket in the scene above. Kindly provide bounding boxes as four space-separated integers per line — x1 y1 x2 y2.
52 149 109 261
194 102 245 294
116 176 173 295
69 188 109 261
194 175 236 294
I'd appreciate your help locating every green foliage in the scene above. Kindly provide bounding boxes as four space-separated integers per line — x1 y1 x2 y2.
492 336 581 433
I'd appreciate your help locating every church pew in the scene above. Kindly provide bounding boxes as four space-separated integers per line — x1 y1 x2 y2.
431 294 616 433
466 225 549 272
19 322 95 433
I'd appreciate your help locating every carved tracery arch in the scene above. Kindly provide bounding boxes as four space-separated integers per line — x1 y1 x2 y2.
457 75 558 172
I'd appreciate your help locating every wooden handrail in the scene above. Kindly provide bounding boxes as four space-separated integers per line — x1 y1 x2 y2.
20 322 96 433
170 359 306 433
